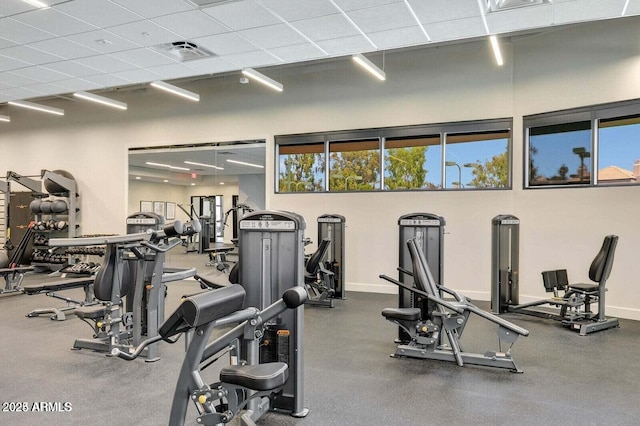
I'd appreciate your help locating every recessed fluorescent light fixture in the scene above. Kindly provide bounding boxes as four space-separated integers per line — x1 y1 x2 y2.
73 91 127 110
150 81 200 101
489 35 504 66
226 159 264 169
8 100 64 116
0 115 10 123
21 0 49 8
242 68 283 92
184 160 224 170
353 54 386 81
145 161 190 171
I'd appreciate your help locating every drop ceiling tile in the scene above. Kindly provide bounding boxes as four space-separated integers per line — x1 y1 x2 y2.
486 4 553 33
0 54 31 71
410 0 481 24
267 43 328 63
0 37 17 49
316 35 377 55
347 2 417 32
110 0 194 19
223 50 281 68
626 1 640 14
426 16 488 42
202 0 281 30
553 0 626 24
12 7 97 37
11 65 71 83
334 0 402 12
151 10 229 39
2 71 40 86
0 0 32 16
367 26 429 50
110 48 178 69
107 20 183 47
183 56 238 75
0 18 55 44
80 73 133 88
74 54 137 74
21 82 67 96
56 0 143 28
239 24 308 49
260 0 339 21
66 29 142 54
29 37 101 60
193 32 259 56
1 86 44 101
0 45 63 66
148 63 201 80
291 13 361 41
51 77 102 92
44 60 102 77
112 68 163 84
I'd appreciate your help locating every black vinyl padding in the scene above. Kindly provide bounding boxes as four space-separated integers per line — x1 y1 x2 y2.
588 235 617 283
94 244 129 301
381 307 421 321
22 277 94 295
305 238 331 277
220 362 289 391
282 286 308 309
159 284 246 338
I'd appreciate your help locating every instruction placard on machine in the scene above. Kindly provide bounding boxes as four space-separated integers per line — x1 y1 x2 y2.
240 220 296 230
399 219 441 226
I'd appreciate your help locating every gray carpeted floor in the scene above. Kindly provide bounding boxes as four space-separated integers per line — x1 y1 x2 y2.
1 253 639 426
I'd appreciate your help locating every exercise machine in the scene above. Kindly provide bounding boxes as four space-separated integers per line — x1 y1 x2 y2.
205 242 236 272
304 238 335 307
48 215 200 360
317 214 346 299
491 214 619 335
380 238 529 373
396 213 445 342
112 284 308 426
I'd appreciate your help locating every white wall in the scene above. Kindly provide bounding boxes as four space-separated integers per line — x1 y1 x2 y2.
1 17 639 319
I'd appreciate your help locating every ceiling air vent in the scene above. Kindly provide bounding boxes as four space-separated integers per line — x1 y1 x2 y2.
487 0 548 12
154 41 216 62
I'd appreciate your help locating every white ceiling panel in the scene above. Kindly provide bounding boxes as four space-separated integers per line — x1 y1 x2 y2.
317 35 377 56
626 1 640 14
56 0 143 28
0 18 55 44
29 37 101 60
223 50 281 68
194 32 260 56
260 0 339 21
486 4 553 34
368 26 429 50
11 65 71 83
183 56 238 75
347 2 417 33
112 68 163 84
20 82 66 97
292 14 361 41
110 48 178 69
148 63 203 80
79 73 132 89
426 17 488 42
0 37 18 49
12 8 97 37
267 43 328 63
410 0 481 24
553 0 628 24
0 0 32 17
1 85 44 101
107 20 184 48
66 29 142 54
239 24 308 49
0 54 31 71
202 0 281 30
151 10 230 40
0 45 63 66
2 71 40 86
74 55 137 74
334 0 403 12
44 60 103 78
50 77 102 92
110 0 194 19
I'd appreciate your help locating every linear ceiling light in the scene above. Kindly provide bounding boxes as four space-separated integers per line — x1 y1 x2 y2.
145 161 190 171
0 115 10 123
150 81 200 101
241 68 283 92
184 160 224 170
21 0 49 8
226 159 264 169
73 91 127 110
8 100 64 116
352 54 386 81
489 35 504 66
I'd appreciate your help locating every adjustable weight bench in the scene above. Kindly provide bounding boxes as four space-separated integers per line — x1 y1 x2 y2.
22 276 96 321
204 243 236 272
0 266 34 295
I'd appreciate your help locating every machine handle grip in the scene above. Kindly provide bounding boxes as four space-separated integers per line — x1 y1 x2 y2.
108 335 163 361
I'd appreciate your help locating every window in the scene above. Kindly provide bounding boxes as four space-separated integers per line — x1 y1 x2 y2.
384 135 440 189
329 139 380 191
598 115 640 185
445 131 510 189
278 142 325 192
528 122 592 186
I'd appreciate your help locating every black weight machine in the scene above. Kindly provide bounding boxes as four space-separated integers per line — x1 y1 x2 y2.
303 238 335 307
381 238 530 372
491 215 619 336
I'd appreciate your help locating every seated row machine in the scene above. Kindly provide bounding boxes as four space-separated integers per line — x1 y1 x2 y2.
113 284 308 426
380 238 529 373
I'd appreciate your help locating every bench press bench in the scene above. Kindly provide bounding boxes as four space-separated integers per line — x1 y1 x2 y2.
0 266 35 295
204 243 236 272
22 276 95 321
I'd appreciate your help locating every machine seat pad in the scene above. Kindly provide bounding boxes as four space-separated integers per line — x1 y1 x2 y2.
204 243 236 254
381 307 421 321
220 362 289 391
568 283 599 292
74 304 107 320
21 277 94 295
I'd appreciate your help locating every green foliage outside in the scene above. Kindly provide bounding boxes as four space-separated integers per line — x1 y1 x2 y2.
468 151 509 188
384 146 428 189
